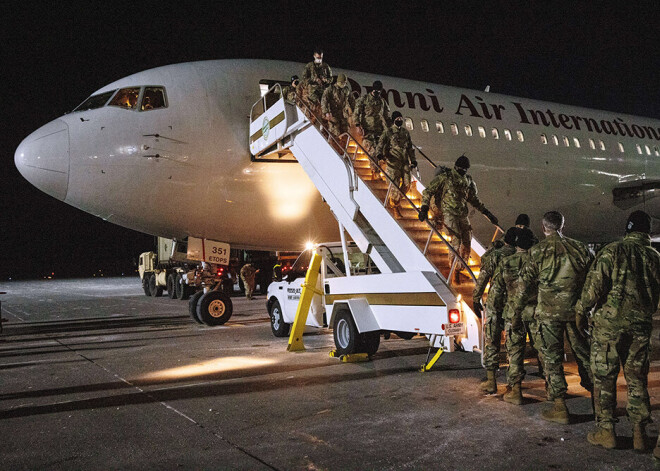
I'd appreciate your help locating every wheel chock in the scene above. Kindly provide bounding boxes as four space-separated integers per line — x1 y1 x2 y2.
329 350 371 363
420 348 444 372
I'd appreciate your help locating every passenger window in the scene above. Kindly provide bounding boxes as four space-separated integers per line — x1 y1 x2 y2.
562 136 569 147
599 140 606 151
645 145 651 155
540 134 548 144
589 139 596 150
618 142 625 153
552 135 559 146
478 126 486 138
465 125 473 137
405 117 414 131
492 128 499 139
109 87 141 110
140 87 167 111
504 129 512 141
573 138 581 148
73 90 116 112
421 120 429 132
436 121 444 133
636 144 642 154
451 123 458 135
517 130 524 142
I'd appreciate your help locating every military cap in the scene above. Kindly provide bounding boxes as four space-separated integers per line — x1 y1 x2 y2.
455 155 470 169
626 210 651 234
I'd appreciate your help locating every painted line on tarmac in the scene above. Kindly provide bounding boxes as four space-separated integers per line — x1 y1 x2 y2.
2 306 27 321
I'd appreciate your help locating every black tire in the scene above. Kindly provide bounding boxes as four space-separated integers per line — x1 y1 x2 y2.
175 273 191 300
149 273 163 297
333 310 361 355
269 299 290 337
166 273 176 299
142 273 152 296
360 330 381 356
188 290 205 324
197 291 233 326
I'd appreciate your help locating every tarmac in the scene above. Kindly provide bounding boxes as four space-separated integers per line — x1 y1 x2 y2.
0 277 659 470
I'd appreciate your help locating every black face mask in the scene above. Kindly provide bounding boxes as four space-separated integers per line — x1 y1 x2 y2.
455 166 468 176
371 90 380 98
293 80 299 87
395 119 404 127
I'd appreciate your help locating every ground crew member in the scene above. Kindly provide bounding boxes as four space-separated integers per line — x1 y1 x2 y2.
240 263 259 300
419 155 499 268
574 211 660 452
514 211 594 424
354 80 391 179
375 111 417 218
272 262 282 282
477 227 517 394
515 213 539 244
282 75 300 102
301 48 332 112
321 73 354 138
488 228 543 404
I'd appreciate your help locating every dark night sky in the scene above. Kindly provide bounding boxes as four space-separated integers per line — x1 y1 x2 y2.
1 2 659 279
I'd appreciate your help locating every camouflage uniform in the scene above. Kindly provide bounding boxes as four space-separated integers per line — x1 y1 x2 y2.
514 232 594 400
477 243 516 371
282 84 300 103
575 231 660 429
421 167 487 265
301 61 332 106
240 264 258 300
489 249 543 386
353 93 391 174
375 124 417 207
321 84 354 136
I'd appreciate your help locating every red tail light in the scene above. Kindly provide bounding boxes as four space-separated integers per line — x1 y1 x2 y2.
449 309 461 324
216 267 224 276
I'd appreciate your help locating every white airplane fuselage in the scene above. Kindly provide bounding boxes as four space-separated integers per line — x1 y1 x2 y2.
15 59 660 249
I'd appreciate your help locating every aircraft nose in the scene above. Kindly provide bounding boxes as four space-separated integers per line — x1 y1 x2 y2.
15 119 70 201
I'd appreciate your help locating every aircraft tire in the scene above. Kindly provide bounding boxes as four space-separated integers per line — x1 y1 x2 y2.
269 299 290 337
166 273 176 299
197 291 233 326
142 274 152 296
149 273 163 297
188 290 205 324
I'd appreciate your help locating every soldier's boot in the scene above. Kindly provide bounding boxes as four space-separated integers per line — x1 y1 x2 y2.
632 423 648 452
503 383 523 405
587 425 616 449
479 370 497 395
541 398 570 424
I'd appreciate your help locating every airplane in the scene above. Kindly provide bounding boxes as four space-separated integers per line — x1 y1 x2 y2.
14 58 660 253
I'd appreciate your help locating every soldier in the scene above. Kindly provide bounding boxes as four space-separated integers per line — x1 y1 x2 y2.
488 228 543 404
514 211 594 424
418 155 499 268
301 48 332 112
321 73 355 138
282 75 300 102
240 263 259 300
515 213 539 244
476 227 518 394
353 80 391 179
575 211 660 451
375 111 417 218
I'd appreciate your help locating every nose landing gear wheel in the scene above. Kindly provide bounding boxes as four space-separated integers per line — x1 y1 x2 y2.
188 290 204 324
197 291 233 326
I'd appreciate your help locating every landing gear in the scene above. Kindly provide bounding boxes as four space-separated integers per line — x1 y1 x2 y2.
188 290 204 324
196 291 233 326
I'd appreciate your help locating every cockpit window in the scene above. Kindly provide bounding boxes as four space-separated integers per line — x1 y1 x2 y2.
140 87 167 111
109 87 141 110
73 90 116 112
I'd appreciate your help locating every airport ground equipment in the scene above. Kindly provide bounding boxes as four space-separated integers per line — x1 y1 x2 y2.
255 84 502 357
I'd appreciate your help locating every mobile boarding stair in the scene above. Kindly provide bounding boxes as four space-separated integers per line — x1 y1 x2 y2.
249 84 502 358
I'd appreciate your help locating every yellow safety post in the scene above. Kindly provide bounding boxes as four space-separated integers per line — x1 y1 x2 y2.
420 348 444 372
287 252 323 352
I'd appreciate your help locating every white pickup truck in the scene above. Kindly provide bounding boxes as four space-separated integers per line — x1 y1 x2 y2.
266 242 478 356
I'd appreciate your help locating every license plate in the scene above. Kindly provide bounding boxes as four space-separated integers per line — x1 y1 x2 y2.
444 322 464 336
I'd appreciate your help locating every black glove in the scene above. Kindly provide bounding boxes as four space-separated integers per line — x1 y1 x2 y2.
483 209 498 226
576 310 589 338
473 300 483 318
410 161 418 169
418 204 429 222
